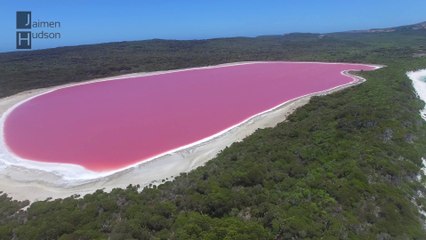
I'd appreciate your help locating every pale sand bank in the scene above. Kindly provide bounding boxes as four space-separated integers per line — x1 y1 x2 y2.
407 69 426 120
0 62 381 201
407 69 426 226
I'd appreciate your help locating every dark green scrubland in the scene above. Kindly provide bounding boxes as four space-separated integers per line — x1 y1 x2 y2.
1 25 426 239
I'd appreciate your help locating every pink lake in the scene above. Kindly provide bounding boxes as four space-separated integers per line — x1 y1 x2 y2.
3 62 376 172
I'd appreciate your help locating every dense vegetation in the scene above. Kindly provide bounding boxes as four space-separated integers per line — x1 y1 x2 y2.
0 25 426 239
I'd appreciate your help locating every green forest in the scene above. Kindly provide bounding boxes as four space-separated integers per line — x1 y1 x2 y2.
0 25 426 239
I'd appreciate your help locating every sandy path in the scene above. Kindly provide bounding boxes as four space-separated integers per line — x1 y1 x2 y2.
0 61 381 201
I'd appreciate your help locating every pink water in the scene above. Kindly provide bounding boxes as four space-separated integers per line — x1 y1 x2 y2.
3 62 376 172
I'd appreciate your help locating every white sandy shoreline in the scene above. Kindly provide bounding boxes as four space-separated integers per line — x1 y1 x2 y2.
408 69 426 120
0 61 381 201
407 69 426 226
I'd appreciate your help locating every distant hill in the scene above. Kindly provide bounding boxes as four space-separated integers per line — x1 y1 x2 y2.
348 21 426 33
0 21 425 98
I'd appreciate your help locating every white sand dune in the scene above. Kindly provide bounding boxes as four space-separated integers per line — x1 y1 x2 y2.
407 70 426 177
407 69 426 225
408 69 426 120
0 61 381 202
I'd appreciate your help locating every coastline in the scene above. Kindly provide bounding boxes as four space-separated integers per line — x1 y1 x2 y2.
407 69 426 225
0 61 381 201
407 69 426 120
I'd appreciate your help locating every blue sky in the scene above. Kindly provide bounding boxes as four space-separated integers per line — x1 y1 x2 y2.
1 0 426 52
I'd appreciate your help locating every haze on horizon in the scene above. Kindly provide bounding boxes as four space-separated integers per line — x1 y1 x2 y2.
1 0 426 52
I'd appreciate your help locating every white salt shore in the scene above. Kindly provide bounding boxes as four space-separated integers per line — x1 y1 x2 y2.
0 61 381 202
